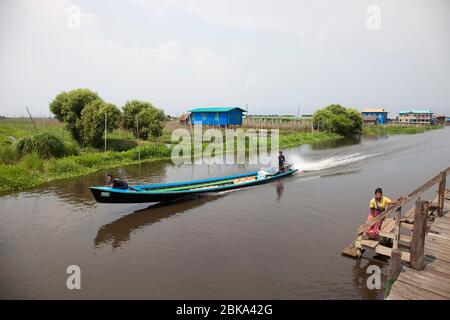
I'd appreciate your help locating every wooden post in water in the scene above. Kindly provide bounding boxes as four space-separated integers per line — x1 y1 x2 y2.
437 171 446 217
410 200 427 270
388 248 402 281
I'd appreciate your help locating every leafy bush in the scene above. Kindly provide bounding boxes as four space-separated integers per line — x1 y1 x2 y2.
21 153 44 172
122 100 166 140
0 145 19 164
312 104 363 136
80 100 122 148
16 132 65 159
50 88 103 144
138 107 165 139
63 141 80 156
126 144 171 160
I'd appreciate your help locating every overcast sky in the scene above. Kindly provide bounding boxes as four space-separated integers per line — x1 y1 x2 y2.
1 0 449 117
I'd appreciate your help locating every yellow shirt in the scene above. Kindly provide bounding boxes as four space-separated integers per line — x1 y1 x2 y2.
370 196 393 211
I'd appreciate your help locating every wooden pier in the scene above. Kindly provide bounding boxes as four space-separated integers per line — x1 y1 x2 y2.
342 167 450 299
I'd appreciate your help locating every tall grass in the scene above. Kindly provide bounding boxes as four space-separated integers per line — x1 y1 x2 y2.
0 143 172 192
0 145 20 164
17 132 66 159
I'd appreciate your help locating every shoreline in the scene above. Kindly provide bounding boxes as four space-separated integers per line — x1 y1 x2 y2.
1 125 445 193
0 131 341 193
362 124 444 136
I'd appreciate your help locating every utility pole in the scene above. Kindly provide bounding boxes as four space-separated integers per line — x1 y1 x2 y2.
104 112 107 152
136 115 141 162
26 107 39 134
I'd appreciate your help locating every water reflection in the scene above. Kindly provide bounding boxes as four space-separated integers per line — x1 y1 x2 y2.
276 181 284 201
25 160 170 209
310 135 361 150
351 257 387 300
95 194 224 249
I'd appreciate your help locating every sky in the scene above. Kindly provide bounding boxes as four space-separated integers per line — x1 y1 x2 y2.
0 0 449 117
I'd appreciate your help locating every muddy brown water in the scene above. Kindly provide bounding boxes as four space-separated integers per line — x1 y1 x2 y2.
1 127 450 299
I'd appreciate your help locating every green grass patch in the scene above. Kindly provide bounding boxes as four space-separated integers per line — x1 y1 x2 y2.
0 143 172 192
362 125 443 136
278 131 342 148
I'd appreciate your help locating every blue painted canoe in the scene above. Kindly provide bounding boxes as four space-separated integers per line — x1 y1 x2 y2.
90 168 298 203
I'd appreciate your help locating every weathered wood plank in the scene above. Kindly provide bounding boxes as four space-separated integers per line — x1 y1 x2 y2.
424 249 450 263
423 259 450 277
405 268 450 286
427 232 450 242
361 239 379 248
398 270 450 298
401 222 414 231
389 280 447 300
375 245 410 262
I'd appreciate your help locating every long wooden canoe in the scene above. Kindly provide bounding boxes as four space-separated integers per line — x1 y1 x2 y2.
90 169 298 203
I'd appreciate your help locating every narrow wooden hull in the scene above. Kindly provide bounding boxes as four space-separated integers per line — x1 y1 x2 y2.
90 169 297 204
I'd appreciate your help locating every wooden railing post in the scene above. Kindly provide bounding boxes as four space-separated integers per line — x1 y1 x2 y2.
437 171 446 217
392 206 402 250
410 200 428 270
388 248 402 280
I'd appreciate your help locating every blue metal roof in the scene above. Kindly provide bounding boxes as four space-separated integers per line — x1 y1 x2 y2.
188 107 246 113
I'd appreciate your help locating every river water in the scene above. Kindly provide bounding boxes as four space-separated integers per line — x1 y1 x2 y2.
1 127 449 299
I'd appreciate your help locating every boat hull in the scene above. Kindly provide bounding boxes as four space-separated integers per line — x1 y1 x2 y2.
90 169 297 204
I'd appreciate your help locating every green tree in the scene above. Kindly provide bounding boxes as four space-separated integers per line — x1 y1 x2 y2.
49 88 102 144
122 100 165 139
81 100 122 148
312 104 363 136
138 107 165 139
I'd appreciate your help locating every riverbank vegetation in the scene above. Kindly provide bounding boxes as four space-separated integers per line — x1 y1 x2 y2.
0 116 342 192
0 144 171 192
312 104 363 136
362 124 443 136
4 92 441 193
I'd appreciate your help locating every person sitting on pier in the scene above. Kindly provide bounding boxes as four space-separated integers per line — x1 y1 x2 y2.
106 174 129 190
366 187 394 239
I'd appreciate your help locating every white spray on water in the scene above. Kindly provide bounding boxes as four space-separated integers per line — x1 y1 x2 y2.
289 153 379 172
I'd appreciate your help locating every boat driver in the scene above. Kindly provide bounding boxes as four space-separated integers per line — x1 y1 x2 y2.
106 174 129 189
278 151 286 172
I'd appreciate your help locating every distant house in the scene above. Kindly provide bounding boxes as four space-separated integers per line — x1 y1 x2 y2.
178 112 191 126
398 110 433 125
361 108 389 125
434 115 446 125
188 107 246 126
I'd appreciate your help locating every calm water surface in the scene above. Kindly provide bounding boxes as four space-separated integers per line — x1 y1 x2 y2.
1 127 450 299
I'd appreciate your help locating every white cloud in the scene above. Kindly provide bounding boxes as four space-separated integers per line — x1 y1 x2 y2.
0 0 252 116
0 0 449 116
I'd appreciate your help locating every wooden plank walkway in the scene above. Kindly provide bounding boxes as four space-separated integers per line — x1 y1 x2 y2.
387 191 450 299
342 169 449 261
